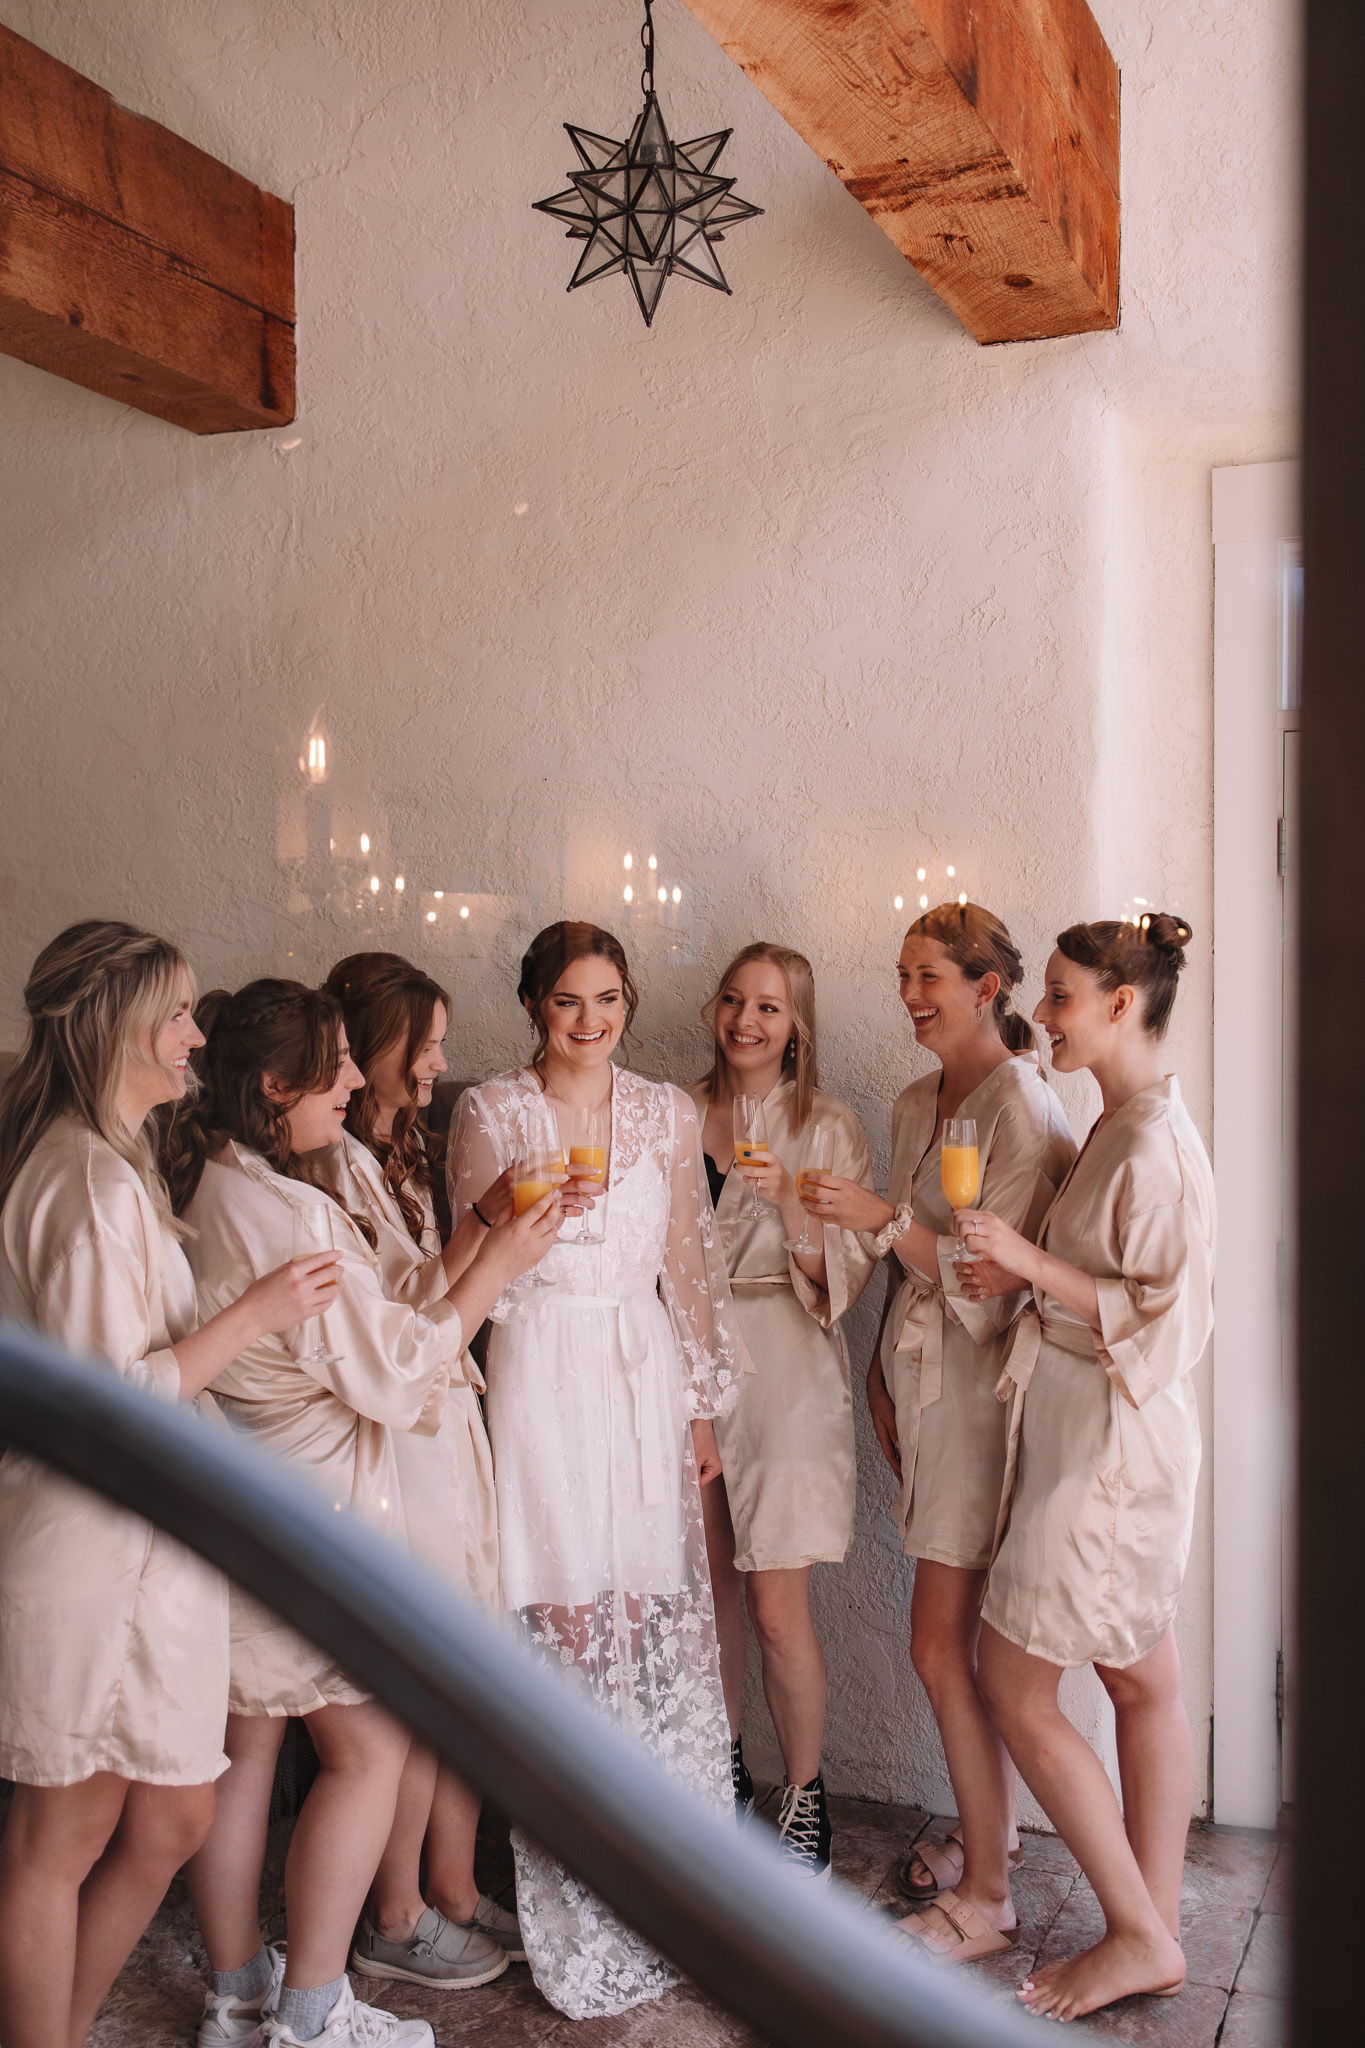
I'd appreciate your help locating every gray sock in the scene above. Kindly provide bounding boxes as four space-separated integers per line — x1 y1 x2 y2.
276 1977 346 2042
211 1944 274 2002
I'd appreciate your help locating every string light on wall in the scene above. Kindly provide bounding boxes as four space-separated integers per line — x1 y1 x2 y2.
533 0 763 328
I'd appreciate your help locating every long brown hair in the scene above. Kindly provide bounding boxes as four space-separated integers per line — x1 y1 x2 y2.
516 922 639 1077
0 920 190 1230
697 942 819 1133
904 902 1035 1054
164 978 373 1244
1056 913 1192 1039
323 952 450 1244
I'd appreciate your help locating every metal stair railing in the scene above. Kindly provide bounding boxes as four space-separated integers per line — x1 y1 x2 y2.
0 1325 1037 2048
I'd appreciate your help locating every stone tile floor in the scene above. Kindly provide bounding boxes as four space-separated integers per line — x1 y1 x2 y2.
91 1794 1289 2047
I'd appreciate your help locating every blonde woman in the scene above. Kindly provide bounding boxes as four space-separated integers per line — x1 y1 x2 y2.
169 980 557 2048
813 903 1076 1964
0 923 330 2048
691 942 876 1882
964 916 1212 2020
323 953 522 1991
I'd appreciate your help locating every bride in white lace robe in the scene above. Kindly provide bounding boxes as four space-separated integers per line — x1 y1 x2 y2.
448 930 744 2019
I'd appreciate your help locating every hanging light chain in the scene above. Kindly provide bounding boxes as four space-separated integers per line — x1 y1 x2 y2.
640 0 655 97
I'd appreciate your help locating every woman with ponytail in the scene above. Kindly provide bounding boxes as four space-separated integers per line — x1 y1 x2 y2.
322 953 522 1990
0 923 329 2048
811 903 1075 1965
172 980 558 2048
689 943 878 1881
960 915 1212 2021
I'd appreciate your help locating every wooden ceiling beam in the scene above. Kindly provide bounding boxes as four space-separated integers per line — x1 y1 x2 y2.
678 0 1119 343
0 25 294 433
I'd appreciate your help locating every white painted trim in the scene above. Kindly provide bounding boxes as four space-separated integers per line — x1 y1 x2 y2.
1211 458 1299 1827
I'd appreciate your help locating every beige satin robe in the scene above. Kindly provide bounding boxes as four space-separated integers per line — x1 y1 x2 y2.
690 1080 877 1571
983 1076 1214 1669
0 1116 229 1786
333 1136 500 1609
882 1054 1076 1571
184 1141 463 1716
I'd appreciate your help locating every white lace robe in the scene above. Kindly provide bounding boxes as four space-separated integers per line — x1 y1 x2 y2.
449 1067 743 2019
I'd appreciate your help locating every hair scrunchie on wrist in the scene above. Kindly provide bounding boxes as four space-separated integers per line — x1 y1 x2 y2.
872 1202 915 1257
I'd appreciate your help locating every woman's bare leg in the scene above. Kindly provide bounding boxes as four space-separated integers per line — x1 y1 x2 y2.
281 1701 410 1990
900 1562 1016 1943
746 1568 825 1787
67 1781 217 2046
186 1714 287 1973
977 1623 1186 2018
423 1767 485 1925
701 1478 747 1737
1098 1630 1194 1938
0 1775 127 2048
368 1741 437 1940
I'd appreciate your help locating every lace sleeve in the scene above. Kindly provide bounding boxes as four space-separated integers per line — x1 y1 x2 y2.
447 1084 522 1321
658 1087 745 1421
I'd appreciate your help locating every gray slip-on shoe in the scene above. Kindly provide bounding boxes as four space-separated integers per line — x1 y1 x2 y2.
463 1892 527 1963
350 1908 509 1990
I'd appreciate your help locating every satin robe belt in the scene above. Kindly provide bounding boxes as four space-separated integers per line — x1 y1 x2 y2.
987 1307 1097 1568
729 1275 795 1289
883 1275 946 1532
536 1291 669 1508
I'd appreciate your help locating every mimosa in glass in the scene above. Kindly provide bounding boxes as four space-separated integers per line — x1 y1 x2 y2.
733 1096 770 1223
786 1123 835 1255
941 1116 981 1263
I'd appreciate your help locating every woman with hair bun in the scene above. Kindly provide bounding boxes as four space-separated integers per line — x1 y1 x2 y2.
961 914 1213 2021
170 979 557 2048
689 942 877 1881
813 902 1075 1964
321 952 523 1989
448 921 745 2021
0 923 332 2048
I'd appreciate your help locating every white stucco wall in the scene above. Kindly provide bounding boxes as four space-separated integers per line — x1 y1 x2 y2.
0 0 1298 1819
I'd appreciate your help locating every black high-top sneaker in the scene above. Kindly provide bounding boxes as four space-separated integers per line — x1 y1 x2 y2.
731 1734 756 1821
777 1773 832 1884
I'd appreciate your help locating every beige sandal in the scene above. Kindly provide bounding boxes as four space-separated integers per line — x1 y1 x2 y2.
898 1824 1026 1899
895 1890 1021 1966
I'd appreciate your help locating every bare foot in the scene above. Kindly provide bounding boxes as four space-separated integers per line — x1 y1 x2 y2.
1018 1928 1186 2020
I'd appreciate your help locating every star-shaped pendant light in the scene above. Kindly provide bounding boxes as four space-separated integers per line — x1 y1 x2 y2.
533 0 762 327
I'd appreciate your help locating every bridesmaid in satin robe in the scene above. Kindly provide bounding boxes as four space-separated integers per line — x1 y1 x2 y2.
0 923 330 2048
964 914 1212 2022
813 903 1075 1965
692 942 877 1884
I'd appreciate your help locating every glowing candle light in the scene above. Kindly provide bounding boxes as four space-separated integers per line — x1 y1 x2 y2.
648 855 658 870
394 876 405 892
657 887 667 902
917 866 926 881
958 891 968 905
672 887 681 903
369 876 380 893
624 853 633 869
426 911 437 923
893 895 904 910
434 891 444 900
460 905 470 919
360 833 370 853
624 885 633 902
947 864 955 878
919 894 929 910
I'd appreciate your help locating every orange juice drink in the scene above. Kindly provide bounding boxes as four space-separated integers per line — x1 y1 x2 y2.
568 1145 606 1184
940 1144 981 1212
735 1140 770 1166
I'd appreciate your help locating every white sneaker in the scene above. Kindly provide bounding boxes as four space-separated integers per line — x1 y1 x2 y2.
262 1975 434 2046
198 1948 285 2046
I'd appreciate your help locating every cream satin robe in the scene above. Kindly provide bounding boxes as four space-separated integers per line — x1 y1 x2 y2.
184 1140 464 1716
882 1054 1077 1571
688 1078 877 1570
0 1115 229 1786
333 1134 500 1609
983 1076 1214 1669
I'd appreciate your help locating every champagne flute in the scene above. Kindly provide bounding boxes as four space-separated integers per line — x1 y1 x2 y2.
513 1146 562 1284
291 1202 343 1369
565 1104 608 1244
940 1116 982 1264
732 1096 770 1224
785 1123 835 1255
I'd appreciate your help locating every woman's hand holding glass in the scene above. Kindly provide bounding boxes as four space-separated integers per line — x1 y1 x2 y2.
951 1208 1034 1299
486 1185 564 1281
244 1254 341 1342
474 1165 517 1229
800 1175 895 1236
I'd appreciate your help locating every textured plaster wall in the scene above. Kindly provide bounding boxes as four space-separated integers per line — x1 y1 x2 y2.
0 0 1298 1820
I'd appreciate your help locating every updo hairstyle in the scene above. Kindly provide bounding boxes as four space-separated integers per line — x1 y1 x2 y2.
0 919 190 1224
905 902 1035 1055
323 951 451 1244
699 942 820 1133
517 922 639 1074
1055 913 1192 1040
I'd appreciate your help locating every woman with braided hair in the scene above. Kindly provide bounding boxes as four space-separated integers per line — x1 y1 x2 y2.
169 979 558 2048
960 915 1213 2021
0 922 331 2048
